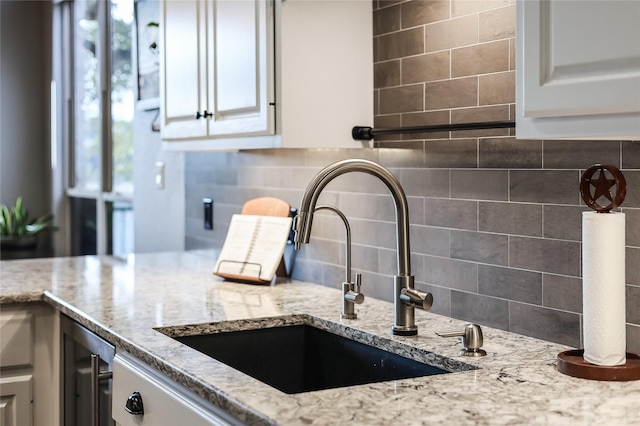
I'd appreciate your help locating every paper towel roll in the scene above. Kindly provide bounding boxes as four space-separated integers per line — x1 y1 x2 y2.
582 211 626 366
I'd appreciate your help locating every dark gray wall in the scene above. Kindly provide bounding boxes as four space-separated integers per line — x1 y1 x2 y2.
0 1 52 221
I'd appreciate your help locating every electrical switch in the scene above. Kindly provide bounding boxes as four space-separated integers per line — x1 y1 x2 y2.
203 198 213 230
155 161 165 189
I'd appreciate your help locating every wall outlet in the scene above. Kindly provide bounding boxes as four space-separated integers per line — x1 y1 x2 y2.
203 198 213 230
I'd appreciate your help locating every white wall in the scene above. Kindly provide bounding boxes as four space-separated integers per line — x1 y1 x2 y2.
133 109 185 252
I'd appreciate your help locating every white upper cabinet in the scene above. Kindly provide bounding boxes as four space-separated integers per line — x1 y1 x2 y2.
516 0 640 139
160 0 373 150
160 0 273 142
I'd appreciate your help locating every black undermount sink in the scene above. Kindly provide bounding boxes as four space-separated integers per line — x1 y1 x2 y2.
157 316 471 394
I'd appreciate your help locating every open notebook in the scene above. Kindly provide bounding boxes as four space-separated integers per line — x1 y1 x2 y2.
214 214 293 283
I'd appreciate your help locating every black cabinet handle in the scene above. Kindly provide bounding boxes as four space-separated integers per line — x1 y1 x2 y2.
125 391 144 415
195 110 213 119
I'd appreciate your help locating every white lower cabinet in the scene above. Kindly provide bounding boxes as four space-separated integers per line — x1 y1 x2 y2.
0 303 59 426
0 375 33 426
112 353 242 426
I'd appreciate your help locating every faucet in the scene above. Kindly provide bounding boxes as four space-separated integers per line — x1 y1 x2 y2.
314 204 365 319
294 159 433 335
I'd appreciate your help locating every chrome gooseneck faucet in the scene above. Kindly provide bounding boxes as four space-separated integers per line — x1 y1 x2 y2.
314 204 365 319
294 159 433 335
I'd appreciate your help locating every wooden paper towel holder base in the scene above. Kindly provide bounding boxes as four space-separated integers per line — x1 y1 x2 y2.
557 349 640 381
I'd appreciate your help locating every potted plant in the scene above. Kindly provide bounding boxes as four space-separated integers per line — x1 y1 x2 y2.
0 197 55 259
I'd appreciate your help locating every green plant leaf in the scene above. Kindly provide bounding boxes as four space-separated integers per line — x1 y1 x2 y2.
26 213 54 236
0 205 9 235
1 205 13 236
0 198 54 238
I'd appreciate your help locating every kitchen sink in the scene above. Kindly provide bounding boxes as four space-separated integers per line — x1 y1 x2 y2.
157 316 471 394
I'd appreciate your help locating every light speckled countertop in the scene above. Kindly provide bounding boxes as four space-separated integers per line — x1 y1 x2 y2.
1 250 639 425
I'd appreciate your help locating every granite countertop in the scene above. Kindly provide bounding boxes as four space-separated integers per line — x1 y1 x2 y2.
1 250 639 425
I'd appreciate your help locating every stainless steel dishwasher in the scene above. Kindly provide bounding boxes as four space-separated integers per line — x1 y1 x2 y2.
61 314 115 426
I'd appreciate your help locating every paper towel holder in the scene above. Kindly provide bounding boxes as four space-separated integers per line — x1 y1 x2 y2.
580 163 626 213
557 350 640 381
558 163 638 381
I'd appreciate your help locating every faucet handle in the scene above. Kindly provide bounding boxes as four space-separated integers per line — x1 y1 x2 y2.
436 323 487 357
344 274 364 305
399 287 433 311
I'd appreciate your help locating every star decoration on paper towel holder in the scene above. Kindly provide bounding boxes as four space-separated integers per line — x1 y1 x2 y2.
579 164 627 213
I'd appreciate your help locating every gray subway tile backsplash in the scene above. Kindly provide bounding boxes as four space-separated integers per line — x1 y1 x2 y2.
478 201 542 237
623 141 640 169
450 169 509 201
626 208 640 247
479 4 515 42
425 139 478 168
398 168 449 198
479 137 542 168
626 285 640 325
542 140 622 169
373 3 400 36
451 40 510 78
352 244 381 275
425 77 478 110
410 224 450 257
509 302 581 347
628 248 640 286
478 265 542 305
350 218 397 250
478 71 515 105
450 291 510 331
623 171 640 208
423 256 478 292
510 170 581 205
184 0 640 349
374 60 400 89
380 84 424 114
450 230 508 266
402 51 451 85
415 282 451 317
542 274 583 314
401 0 450 27
509 236 581 277
542 205 584 241
424 198 478 230
628 325 640 354
377 27 424 62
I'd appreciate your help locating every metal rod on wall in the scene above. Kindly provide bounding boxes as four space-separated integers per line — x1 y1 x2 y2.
352 121 516 141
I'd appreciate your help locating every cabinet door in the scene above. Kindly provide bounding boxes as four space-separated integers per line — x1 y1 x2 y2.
0 375 33 426
0 310 33 368
160 0 209 139
0 304 58 426
207 0 274 137
161 0 273 142
516 0 640 139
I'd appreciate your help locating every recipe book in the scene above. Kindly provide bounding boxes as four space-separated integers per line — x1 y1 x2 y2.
214 214 293 283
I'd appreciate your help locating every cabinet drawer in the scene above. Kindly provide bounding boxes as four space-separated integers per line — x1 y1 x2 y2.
112 353 240 426
0 309 33 368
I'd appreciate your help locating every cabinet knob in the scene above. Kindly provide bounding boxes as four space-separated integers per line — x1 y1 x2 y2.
195 110 213 120
124 391 144 415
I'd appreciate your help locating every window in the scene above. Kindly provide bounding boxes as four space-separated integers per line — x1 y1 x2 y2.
55 0 134 257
